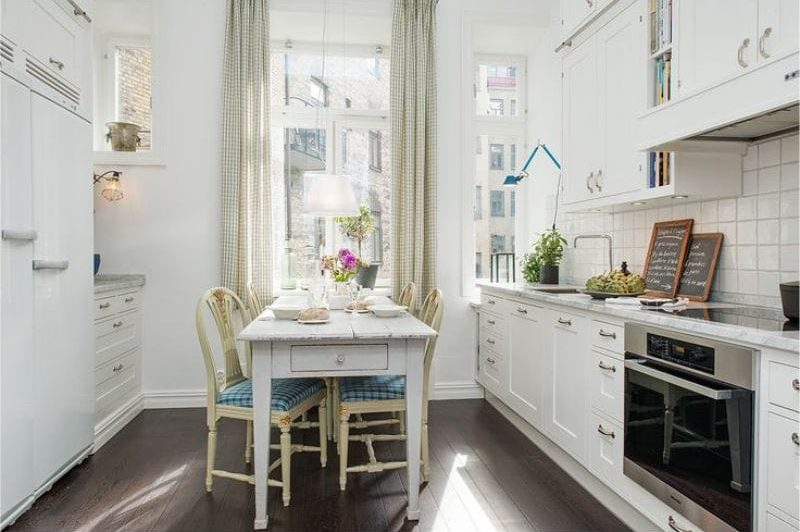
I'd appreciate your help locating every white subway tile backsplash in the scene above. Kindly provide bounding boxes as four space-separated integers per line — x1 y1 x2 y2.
738 221 757 245
718 222 736 245
700 201 718 223
719 245 737 269
657 207 672 221
781 136 799 164
742 170 758 196
738 246 758 270
781 190 799 218
738 271 759 295
759 245 779 271
781 245 799 273
672 204 688 219
718 269 738 292
758 166 781 194
781 163 799 191
757 193 780 219
634 211 646 229
718 199 737 222
743 145 758 171
737 196 757 220
758 219 780 244
757 271 780 297
759 139 781 167
781 219 800 245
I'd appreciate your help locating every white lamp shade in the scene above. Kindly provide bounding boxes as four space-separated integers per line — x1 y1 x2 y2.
303 173 359 217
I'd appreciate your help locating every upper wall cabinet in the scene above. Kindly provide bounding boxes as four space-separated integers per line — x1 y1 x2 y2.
758 0 799 62
561 0 597 41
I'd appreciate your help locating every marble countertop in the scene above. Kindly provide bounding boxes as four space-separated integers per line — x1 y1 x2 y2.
477 281 800 353
94 274 146 294
239 296 437 342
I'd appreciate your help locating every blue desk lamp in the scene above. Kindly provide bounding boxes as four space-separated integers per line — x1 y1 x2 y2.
502 141 561 187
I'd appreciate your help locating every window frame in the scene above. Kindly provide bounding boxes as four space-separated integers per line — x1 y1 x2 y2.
489 190 505 217
489 143 505 170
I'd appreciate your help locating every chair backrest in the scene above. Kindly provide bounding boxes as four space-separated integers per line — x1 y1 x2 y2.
246 282 264 322
397 281 417 313
195 287 251 417
418 288 443 410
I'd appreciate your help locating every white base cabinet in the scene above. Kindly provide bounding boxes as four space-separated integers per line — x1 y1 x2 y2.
507 302 545 430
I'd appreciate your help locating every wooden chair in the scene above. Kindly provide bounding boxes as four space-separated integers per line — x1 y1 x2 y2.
246 282 265 323
337 288 443 490
196 287 327 506
396 281 417 314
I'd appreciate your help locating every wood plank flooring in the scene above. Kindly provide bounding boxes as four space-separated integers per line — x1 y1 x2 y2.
8 400 630 531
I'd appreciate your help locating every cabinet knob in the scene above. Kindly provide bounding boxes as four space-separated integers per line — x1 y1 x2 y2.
595 169 603 192
668 516 694 532
487 319 496 325
516 307 528 314
112 363 124 372
793 433 799 446
487 299 496 305
793 378 799 391
597 424 615 438
99 302 111 309
557 317 572 326
586 172 594 193
486 357 496 365
125 296 135 303
112 320 123 328
585 0 593 7
737 38 751 68
759 27 772 58
49 57 64 70
486 338 496 345
597 361 616 372
335 354 346 366
598 329 616 339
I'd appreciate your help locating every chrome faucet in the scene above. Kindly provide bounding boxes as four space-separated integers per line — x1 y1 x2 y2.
573 234 614 272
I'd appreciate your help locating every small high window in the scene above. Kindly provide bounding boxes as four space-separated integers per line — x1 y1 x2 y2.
489 144 504 170
490 190 505 217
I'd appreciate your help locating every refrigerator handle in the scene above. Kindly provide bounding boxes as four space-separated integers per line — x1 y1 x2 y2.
2 229 38 242
33 259 69 271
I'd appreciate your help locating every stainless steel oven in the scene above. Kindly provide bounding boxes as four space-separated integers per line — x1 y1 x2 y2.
624 323 756 532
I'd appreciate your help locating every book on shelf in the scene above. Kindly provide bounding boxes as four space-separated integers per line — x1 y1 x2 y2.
649 152 671 188
649 0 673 53
654 52 671 105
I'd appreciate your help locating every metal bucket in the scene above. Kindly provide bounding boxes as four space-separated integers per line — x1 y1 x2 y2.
106 122 141 151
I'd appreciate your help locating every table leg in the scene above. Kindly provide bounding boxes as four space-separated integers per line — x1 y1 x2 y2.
252 346 272 530
405 339 425 521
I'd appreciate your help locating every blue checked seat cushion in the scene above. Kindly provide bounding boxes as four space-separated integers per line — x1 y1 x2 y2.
339 375 406 402
217 378 324 411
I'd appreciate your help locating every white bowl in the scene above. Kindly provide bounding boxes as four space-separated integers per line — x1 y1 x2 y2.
367 304 407 318
269 305 304 320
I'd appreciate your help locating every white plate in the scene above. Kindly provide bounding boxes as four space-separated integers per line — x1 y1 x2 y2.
297 318 330 324
344 307 370 313
367 304 407 318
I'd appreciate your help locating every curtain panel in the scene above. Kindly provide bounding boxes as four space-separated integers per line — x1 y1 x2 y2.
221 0 273 303
390 0 438 304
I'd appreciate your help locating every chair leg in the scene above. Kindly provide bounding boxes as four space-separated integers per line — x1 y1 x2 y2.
245 420 253 465
398 411 406 434
280 423 291 507
326 378 334 441
421 421 430 482
339 407 350 491
206 425 217 492
318 399 328 468
333 379 340 448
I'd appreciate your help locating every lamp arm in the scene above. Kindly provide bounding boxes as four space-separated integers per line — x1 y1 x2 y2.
93 170 120 184
540 144 562 170
519 145 539 173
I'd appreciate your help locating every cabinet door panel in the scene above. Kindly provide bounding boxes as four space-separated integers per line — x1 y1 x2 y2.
562 37 599 204
562 0 596 39
678 0 757 94
508 307 544 430
598 2 646 196
766 412 799 520
758 0 799 61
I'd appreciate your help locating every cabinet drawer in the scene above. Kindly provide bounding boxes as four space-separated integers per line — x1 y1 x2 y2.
766 512 798 532
290 344 388 373
591 320 623 354
95 294 118 320
479 328 505 355
588 412 623 485
26 0 83 88
768 361 800 413
96 366 137 415
590 350 623 422
96 350 137 391
509 301 542 322
95 311 139 368
766 411 800 520
480 352 503 396
117 291 140 312
479 313 506 336
480 293 507 314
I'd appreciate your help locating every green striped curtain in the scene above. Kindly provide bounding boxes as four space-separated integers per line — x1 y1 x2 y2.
220 0 273 302
391 0 438 303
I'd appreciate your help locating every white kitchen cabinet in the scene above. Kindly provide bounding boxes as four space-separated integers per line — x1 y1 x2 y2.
478 305 508 401
561 0 597 41
545 308 589 462
590 349 624 422
765 411 799 521
562 36 600 204
507 302 545 430
758 0 800 62
587 411 623 485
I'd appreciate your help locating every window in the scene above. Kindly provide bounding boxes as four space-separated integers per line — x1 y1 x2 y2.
369 130 382 172
474 58 523 118
488 98 504 116
341 129 349 164
474 185 482 220
369 191 384 264
490 234 506 253
489 144 504 170
490 190 505 217
309 76 329 107
367 56 381 79
475 253 482 278
510 190 516 217
510 144 516 171
510 99 517 117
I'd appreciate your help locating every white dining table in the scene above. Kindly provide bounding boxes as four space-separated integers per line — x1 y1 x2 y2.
238 296 438 530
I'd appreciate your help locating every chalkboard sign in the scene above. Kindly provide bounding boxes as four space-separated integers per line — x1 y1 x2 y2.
643 219 694 298
677 233 724 301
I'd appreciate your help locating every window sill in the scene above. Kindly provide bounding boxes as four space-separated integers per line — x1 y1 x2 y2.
94 150 166 167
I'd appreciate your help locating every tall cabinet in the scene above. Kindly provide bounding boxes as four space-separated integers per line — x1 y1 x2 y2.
0 0 94 527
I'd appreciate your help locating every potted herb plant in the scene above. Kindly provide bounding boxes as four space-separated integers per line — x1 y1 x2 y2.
336 204 379 288
521 227 567 285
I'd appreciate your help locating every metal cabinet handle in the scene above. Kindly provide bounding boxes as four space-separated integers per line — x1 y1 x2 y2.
487 299 496 305
486 357 496 365
793 378 799 391
99 302 111 309
557 318 572 326
33 260 69 270
597 425 615 438
335 354 346 366
67 0 92 22
595 169 603 192
668 516 694 532
793 433 799 446
516 307 528 314
112 321 123 328
737 38 751 68
598 361 616 372
49 57 64 70
486 338 496 345
585 0 593 7
125 296 135 303
586 172 594 193
487 319 496 325
759 27 772 58
112 363 124 372
598 329 617 339
2 229 37 241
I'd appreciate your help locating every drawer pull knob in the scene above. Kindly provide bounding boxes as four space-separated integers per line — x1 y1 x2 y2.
598 329 616 339
557 318 572 326
487 319 496 325
516 307 528 314
486 357 496 365
49 57 65 70
598 361 616 372
112 321 123 328
112 363 124 372
597 425 615 439
668 516 693 532
335 354 346 366
125 297 135 303
486 338 496 345
793 433 799 446
487 300 496 305
793 378 799 391
99 302 111 309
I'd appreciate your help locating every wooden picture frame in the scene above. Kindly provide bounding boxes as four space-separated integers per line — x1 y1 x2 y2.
677 233 724 302
642 219 694 298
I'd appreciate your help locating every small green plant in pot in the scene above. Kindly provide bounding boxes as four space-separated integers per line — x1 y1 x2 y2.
521 227 567 285
335 204 379 288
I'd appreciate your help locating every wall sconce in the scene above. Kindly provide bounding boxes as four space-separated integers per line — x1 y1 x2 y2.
93 170 124 201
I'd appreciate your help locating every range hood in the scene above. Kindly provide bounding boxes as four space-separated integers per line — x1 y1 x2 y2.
639 52 799 153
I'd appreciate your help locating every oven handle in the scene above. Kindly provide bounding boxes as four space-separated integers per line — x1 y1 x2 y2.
625 360 742 400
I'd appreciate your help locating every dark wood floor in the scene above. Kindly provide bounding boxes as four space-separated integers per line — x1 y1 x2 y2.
8 400 630 532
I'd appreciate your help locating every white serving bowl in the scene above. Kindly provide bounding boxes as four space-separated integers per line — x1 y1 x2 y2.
269 305 304 320
367 304 407 318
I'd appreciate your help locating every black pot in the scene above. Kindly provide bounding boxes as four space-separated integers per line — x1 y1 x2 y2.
780 281 799 321
356 263 380 289
540 265 559 285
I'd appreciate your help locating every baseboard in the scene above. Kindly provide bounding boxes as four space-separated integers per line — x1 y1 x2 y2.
485 394 658 532
93 393 145 452
430 381 485 400
143 389 206 409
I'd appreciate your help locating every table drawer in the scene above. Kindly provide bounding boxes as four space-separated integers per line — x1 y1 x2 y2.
290 344 388 372
591 320 623 355
768 361 800 413
95 311 139 368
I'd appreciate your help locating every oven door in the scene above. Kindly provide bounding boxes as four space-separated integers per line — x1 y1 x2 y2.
624 358 753 532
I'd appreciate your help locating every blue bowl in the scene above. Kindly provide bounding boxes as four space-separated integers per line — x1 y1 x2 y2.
94 254 101 275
